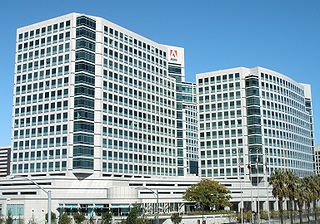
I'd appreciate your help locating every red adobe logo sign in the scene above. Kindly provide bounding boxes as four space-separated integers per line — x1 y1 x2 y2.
170 50 178 57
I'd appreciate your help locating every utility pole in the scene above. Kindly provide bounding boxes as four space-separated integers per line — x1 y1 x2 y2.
7 175 52 224
134 186 159 224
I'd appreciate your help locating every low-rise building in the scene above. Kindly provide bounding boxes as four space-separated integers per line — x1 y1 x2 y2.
0 146 10 177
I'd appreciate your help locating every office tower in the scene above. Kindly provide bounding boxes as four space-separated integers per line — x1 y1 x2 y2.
0 146 10 177
315 145 320 174
11 13 199 178
197 66 314 180
197 67 315 211
5 13 201 222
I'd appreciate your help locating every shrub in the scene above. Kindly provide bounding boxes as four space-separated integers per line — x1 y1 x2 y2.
88 216 95 224
186 210 233 215
5 212 13 224
73 212 86 224
270 210 279 218
259 210 268 220
234 211 252 222
170 213 182 224
45 212 57 224
101 212 112 224
58 213 71 224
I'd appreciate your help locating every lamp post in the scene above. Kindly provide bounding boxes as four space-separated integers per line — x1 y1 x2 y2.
135 186 159 224
7 175 51 224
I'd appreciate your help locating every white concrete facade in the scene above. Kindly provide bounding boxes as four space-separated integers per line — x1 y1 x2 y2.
0 174 277 223
0 175 200 223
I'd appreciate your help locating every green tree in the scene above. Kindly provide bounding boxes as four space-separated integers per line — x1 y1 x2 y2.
269 170 287 224
285 171 299 224
170 213 182 224
183 179 232 217
126 204 140 224
135 213 149 224
101 212 112 224
122 205 149 224
295 178 307 224
58 213 71 224
310 175 320 223
73 212 86 224
304 176 316 224
88 216 95 224
5 211 13 224
46 212 57 224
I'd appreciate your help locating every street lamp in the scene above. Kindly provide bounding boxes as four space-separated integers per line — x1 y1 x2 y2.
134 186 159 224
6 175 52 224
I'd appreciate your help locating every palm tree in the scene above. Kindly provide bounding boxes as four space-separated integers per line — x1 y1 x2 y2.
295 178 307 224
303 176 316 224
269 170 287 224
305 175 320 223
311 175 320 223
285 171 299 224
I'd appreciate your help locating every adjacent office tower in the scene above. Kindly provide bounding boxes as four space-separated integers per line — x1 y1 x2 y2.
11 13 197 178
197 67 315 184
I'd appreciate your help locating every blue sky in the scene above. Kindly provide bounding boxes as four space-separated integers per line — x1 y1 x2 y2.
0 0 319 146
